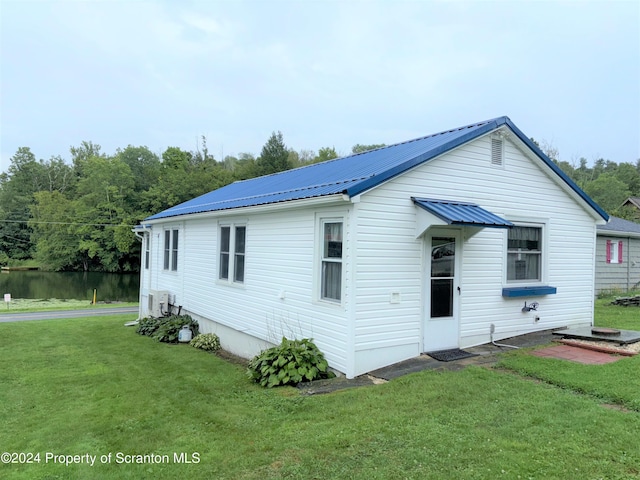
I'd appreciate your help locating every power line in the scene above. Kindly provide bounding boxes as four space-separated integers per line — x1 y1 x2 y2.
0 219 136 227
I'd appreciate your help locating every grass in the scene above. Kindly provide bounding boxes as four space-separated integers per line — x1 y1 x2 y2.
0 298 138 313
497 298 640 411
593 296 640 330
1 306 640 479
1 259 40 268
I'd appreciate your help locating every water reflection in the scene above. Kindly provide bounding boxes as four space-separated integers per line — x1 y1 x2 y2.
0 271 140 301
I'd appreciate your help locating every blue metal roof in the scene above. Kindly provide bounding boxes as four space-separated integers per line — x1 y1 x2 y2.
413 198 514 228
145 116 609 222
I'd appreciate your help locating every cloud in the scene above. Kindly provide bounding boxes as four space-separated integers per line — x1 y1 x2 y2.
0 0 638 170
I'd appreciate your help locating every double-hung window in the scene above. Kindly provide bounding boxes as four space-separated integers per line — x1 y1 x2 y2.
163 229 179 271
144 234 150 270
321 220 343 302
219 224 246 284
507 225 542 282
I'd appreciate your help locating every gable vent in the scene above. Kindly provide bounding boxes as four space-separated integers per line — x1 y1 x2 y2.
491 138 503 166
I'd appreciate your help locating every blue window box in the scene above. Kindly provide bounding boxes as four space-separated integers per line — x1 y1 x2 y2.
502 286 557 297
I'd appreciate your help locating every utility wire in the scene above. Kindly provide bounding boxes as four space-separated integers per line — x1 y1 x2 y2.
0 219 136 227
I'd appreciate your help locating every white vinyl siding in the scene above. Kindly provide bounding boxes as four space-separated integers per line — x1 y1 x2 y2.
351 133 597 374
158 207 350 375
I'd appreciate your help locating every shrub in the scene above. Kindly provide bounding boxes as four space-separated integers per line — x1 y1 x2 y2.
247 337 331 388
136 317 162 337
190 333 221 352
136 315 199 344
153 315 199 343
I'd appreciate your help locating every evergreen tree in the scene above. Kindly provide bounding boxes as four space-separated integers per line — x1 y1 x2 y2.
256 131 290 176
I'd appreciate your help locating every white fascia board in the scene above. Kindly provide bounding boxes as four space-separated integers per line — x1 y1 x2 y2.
597 230 640 239
141 194 349 225
415 206 448 238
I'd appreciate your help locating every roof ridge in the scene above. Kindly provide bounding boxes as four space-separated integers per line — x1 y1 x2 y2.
347 116 507 158
229 116 508 184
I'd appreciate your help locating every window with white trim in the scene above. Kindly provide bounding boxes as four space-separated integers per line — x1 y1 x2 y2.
219 224 246 284
606 240 623 264
144 233 150 270
321 220 343 302
171 230 178 271
507 225 542 281
163 229 179 271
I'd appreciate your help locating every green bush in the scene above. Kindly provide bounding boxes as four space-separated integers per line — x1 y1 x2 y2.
247 337 331 388
136 317 162 337
136 315 199 344
154 315 199 343
190 333 221 352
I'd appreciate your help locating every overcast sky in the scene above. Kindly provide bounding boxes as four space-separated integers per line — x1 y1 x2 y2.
1 0 639 174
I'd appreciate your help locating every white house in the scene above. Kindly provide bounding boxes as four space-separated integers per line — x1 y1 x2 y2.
135 116 608 379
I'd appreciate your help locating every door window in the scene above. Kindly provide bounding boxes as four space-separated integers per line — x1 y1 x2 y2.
431 237 455 317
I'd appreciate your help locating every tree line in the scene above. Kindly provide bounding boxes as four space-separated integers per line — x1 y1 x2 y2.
1 132 638 273
532 139 640 220
0 132 374 272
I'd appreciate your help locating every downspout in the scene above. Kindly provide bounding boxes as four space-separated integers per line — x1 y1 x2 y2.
134 224 152 241
345 202 358 379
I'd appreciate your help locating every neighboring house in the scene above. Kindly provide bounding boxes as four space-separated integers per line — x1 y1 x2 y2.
595 216 640 294
135 116 608 379
621 197 640 211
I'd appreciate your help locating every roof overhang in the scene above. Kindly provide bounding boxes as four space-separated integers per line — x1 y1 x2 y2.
597 229 640 240
413 197 513 238
142 193 349 225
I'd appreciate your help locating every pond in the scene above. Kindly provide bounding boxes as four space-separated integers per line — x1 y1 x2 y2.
0 270 140 302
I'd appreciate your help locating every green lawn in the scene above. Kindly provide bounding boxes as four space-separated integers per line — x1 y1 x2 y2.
0 298 138 313
1 304 640 479
498 299 640 410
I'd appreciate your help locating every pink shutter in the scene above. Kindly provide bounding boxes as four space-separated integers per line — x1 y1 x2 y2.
606 240 611 263
618 241 623 264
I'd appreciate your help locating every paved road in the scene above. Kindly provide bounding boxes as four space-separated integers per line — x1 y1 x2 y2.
0 306 138 323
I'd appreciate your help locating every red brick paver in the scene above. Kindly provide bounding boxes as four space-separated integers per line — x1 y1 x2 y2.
530 345 622 365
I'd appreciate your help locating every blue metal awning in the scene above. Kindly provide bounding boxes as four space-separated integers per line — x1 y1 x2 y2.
413 198 513 228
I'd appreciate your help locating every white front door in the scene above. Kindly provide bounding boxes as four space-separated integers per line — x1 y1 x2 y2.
424 230 460 352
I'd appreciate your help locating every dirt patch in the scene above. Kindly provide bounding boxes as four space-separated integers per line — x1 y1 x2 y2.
215 349 250 366
601 403 634 413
